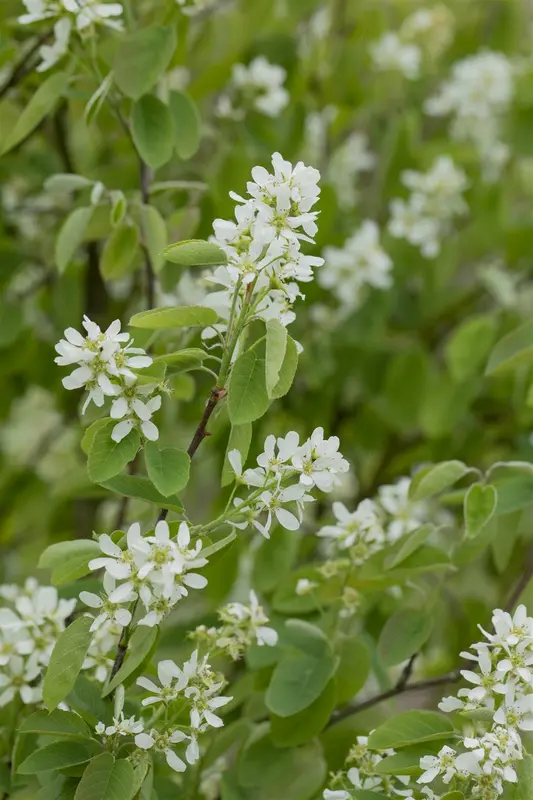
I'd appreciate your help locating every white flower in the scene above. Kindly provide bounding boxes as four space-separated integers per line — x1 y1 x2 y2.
318 499 386 564
89 523 144 580
295 578 318 596
62 0 123 31
370 32 421 79
291 427 349 492
189 691 232 730
418 745 458 784
137 659 185 706
111 392 161 443
0 655 41 707
37 17 71 71
79 572 135 632
135 729 188 773
328 132 375 210
253 484 314 538
97 713 144 737
377 477 430 541
223 56 289 118
320 221 392 312
494 692 533 731
222 591 278 648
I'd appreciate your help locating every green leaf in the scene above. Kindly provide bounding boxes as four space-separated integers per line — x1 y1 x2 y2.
100 474 184 512
375 743 441 776
163 239 227 267
103 626 158 696
445 315 497 382
18 710 91 741
38 540 101 587
368 710 454 750
265 319 288 397
74 753 134 800
168 91 201 159
270 334 298 400
464 483 498 539
67 676 111 727
270 679 336 747
43 616 94 711
100 223 139 280
384 524 435 570
238 733 326 800
45 174 93 193
228 349 269 425
410 461 473 501
486 320 533 375
512 755 533 800
114 26 176 100
18 741 95 774
141 204 167 273
144 442 190 496
131 95 174 170
129 305 217 329
440 793 464 800
81 419 112 456
378 609 433 667
222 423 252 487
153 348 206 372
266 621 336 717
334 636 371 705
87 423 140 483
56 207 93 273
1 72 68 154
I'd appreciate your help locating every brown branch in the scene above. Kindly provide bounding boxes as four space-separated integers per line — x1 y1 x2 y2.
0 29 53 100
157 386 227 523
505 547 533 613
327 670 460 728
139 160 155 310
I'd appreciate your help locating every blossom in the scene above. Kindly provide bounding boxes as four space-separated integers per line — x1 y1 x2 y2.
328 132 375 210
0 654 42 707
369 32 421 79
79 572 135 632
318 499 386 565
320 221 392 312
96 713 143 737
213 590 278 656
37 17 71 71
218 57 289 119
418 745 458 784
137 659 184 706
388 157 469 258
377 477 430 542
135 729 189 773
291 427 349 491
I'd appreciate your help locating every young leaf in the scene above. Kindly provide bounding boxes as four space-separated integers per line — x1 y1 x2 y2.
140 204 167 272
384 524 435 570
74 753 134 800
38 540 101 587
444 315 497 382
163 239 227 267
1 72 68 154
464 483 498 539
103 626 158 696
129 305 217 329
168 91 201 159
81 418 112 455
270 334 298 399
378 609 433 667
144 442 190 497
114 26 176 100
99 222 139 280
44 174 93 192
153 348 207 371
100 474 184 512
18 741 96 774
221 423 252 486
335 636 371 705
266 319 288 397
486 320 533 375
19 710 91 740
367 710 454 750
409 461 473 501
43 616 94 711
87 423 140 483
55 207 93 273
270 679 336 747
131 95 174 170
228 349 270 424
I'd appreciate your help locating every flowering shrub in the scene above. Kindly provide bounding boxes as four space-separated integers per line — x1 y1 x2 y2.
3 1 533 799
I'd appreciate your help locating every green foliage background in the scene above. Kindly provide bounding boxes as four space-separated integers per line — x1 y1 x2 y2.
3 0 533 798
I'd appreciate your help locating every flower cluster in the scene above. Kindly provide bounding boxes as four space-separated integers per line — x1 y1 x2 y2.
388 156 469 258
216 56 289 119
55 315 163 442
133 650 232 772
19 0 123 72
323 735 411 799
82 520 208 630
320 221 392 313
420 605 533 799
328 132 375 210
204 152 323 336
0 580 77 707
193 590 278 659
425 51 515 181
369 5 454 80
228 427 349 538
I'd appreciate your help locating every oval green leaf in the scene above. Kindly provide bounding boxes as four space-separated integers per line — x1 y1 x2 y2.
43 616 94 711
129 305 217 329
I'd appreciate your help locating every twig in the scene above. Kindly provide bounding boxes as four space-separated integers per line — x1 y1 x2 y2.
139 160 156 310
327 671 460 728
505 547 533 613
0 29 53 100
157 386 227 523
